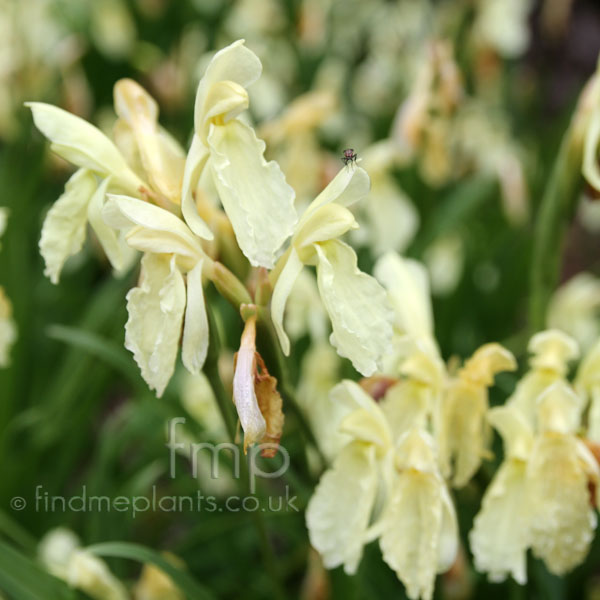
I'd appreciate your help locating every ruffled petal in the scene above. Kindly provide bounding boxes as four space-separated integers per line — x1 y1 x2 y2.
306 442 378 574
314 240 393 376
26 102 143 195
527 433 597 575
270 247 304 355
208 119 297 268
124 254 186 397
39 169 97 284
469 460 530 584
379 470 445 600
181 260 209 374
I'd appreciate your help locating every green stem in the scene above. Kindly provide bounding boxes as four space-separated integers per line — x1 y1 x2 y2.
204 305 287 600
528 125 584 333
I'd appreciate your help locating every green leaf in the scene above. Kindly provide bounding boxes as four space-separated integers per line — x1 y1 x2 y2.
0 539 75 600
87 541 215 600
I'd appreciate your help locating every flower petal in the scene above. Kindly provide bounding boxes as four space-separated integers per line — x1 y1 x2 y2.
181 260 209 375
26 102 143 195
233 318 266 451
306 442 378 574
39 168 97 284
180 134 214 240
87 178 135 273
113 79 185 203
208 119 297 268
103 194 204 264
125 253 186 397
193 39 262 136
0 287 16 368
315 240 393 376
469 460 530 584
379 469 445 600
300 166 370 229
271 247 304 355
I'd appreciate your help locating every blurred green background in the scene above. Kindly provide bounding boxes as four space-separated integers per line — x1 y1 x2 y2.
1 0 600 598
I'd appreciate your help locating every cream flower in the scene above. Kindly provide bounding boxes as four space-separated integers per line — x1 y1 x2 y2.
527 382 599 575
438 343 517 487
307 381 459 600
379 428 458 600
38 528 127 600
470 404 533 584
103 195 209 396
181 39 297 268
470 377 600 583
271 166 394 376
547 272 600 353
306 381 393 574
508 329 579 427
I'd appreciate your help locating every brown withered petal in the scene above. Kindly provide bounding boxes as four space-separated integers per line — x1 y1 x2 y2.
255 353 285 458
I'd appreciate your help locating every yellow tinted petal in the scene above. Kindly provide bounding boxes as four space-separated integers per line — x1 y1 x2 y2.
87 178 135 273
27 102 143 195
271 247 304 356
315 240 393 376
208 119 297 268
527 433 597 575
0 288 16 368
103 194 204 264
193 39 262 134
125 254 186 397
181 135 214 240
306 442 378 574
470 460 530 584
181 260 209 375
39 169 97 284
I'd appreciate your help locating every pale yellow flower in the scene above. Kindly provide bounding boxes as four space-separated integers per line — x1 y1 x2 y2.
473 0 533 58
470 404 533 584
271 166 393 376
134 556 185 600
0 287 16 368
181 39 297 268
547 272 600 353
38 528 127 600
527 382 599 575
379 428 458 600
438 343 517 487
307 381 459 600
508 329 579 427
103 196 210 396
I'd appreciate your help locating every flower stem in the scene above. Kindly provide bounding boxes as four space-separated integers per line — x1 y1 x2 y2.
528 126 584 333
204 304 287 600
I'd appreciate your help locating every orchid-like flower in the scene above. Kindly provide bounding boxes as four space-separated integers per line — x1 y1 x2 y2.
508 329 579 426
103 195 210 397
39 528 128 600
471 373 600 583
181 39 297 268
438 343 517 487
271 166 394 376
306 380 459 600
